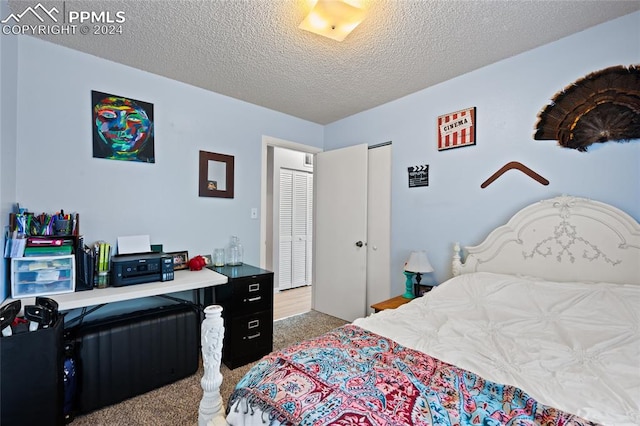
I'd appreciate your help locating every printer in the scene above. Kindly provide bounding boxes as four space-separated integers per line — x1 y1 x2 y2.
111 253 174 287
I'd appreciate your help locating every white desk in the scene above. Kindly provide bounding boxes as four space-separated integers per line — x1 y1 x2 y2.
2 268 227 311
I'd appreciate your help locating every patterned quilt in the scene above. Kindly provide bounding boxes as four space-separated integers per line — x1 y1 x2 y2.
229 325 599 426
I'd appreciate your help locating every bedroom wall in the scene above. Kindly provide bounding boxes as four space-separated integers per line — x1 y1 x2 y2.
10 36 323 299
0 0 18 301
324 12 640 292
3 12 639 303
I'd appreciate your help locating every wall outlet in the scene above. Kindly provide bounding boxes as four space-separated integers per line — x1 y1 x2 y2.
251 208 258 219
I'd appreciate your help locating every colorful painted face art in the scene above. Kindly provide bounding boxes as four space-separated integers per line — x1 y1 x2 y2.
92 91 155 162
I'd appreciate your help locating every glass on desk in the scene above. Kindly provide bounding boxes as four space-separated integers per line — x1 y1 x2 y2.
213 249 225 267
97 271 109 289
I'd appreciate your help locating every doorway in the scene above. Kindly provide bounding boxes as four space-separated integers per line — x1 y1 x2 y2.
313 143 392 322
277 166 313 290
273 285 312 320
260 136 321 301
261 137 391 322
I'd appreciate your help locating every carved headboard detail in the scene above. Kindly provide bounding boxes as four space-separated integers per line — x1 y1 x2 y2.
453 195 640 285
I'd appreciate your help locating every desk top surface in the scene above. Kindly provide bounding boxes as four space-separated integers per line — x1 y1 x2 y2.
2 268 227 311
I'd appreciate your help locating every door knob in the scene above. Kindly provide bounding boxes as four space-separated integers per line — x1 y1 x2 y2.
355 241 364 247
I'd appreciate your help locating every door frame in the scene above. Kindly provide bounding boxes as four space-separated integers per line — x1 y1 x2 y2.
260 136 322 287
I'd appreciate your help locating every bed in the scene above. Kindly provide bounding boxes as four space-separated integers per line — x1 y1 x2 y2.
197 195 640 426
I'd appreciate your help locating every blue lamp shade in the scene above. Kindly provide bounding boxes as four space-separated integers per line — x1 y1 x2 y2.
403 251 434 299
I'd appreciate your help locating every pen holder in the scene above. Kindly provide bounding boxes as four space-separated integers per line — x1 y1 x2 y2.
54 220 72 236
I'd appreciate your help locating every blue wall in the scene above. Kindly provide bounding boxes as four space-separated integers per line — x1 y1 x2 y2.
2 11 639 302
11 36 323 276
325 12 640 292
0 0 18 301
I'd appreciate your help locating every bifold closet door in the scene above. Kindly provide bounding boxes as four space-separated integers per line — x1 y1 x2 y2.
279 169 313 290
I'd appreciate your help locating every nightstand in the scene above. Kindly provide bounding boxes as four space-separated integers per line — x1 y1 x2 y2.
371 286 434 313
371 295 413 313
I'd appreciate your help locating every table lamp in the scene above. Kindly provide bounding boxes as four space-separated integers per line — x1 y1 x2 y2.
403 251 434 299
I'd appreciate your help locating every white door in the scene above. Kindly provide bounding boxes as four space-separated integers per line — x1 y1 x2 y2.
292 170 312 288
313 144 368 322
305 174 313 286
279 170 294 290
366 144 392 313
279 169 313 290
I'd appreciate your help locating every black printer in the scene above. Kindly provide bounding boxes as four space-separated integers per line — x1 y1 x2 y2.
110 253 174 287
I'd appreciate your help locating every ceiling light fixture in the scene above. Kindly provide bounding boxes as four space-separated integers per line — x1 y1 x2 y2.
298 0 366 42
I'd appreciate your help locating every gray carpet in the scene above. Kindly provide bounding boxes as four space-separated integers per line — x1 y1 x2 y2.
71 310 347 425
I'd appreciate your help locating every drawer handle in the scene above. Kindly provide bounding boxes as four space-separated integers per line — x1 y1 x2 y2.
244 332 261 340
248 319 260 329
249 283 260 292
244 296 262 302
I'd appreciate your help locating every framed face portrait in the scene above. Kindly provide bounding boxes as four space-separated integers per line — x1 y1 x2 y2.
92 90 155 163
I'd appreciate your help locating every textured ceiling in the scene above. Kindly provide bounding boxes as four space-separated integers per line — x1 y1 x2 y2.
7 0 640 124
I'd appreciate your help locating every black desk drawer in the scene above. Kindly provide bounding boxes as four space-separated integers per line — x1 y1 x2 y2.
231 275 272 313
212 265 274 369
228 310 272 352
215 274 273 316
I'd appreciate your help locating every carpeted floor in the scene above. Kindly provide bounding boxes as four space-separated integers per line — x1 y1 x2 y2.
70 310 347 425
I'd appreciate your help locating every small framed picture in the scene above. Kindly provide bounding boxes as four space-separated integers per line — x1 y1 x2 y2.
437 106 476 151
414 284 434 297
202 254 213 266
168 251 189 270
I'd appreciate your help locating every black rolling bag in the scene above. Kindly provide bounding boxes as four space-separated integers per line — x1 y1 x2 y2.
72 303 199 414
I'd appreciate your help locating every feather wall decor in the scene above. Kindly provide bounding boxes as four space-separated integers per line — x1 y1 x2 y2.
533 65 640 151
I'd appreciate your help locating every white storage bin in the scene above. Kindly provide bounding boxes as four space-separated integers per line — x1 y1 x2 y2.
11 255 75 298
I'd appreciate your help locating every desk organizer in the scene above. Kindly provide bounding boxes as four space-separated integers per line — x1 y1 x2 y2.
11 255 76 298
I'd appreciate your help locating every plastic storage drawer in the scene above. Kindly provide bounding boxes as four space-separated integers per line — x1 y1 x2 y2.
11 255 76 298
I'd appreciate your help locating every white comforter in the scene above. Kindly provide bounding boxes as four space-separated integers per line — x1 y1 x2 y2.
227 272 639 425
354 272 640 426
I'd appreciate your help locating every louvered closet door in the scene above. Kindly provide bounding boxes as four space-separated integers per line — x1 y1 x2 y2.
306 174 313 286
291 171 309 288
279 170 293 290
279 169 312 290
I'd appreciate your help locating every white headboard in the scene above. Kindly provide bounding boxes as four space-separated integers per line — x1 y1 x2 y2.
453 195 640 285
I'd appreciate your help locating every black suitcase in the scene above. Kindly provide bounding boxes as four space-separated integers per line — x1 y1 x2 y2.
73 303 199 414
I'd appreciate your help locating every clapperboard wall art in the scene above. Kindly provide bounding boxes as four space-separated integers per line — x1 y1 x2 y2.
408 164 429 188
437 107 476 151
